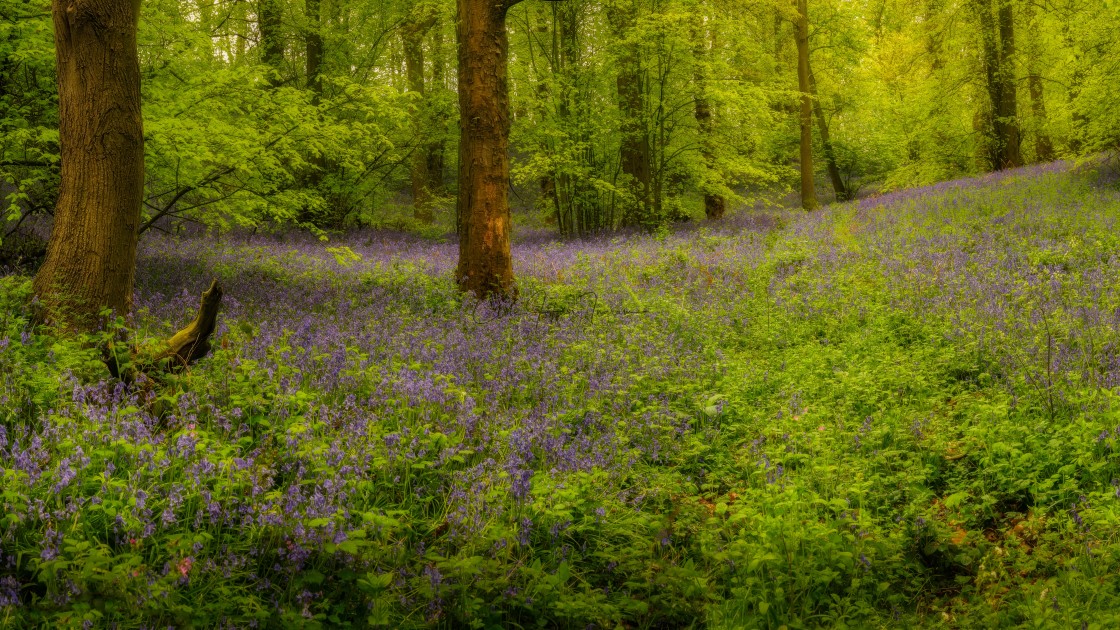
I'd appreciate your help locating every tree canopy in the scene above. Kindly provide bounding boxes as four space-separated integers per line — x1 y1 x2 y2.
2 0 1117 239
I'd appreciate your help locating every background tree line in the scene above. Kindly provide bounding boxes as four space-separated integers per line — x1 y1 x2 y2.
2 0 1118 241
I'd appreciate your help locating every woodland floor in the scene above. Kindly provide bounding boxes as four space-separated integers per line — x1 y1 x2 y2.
4 161 1120 628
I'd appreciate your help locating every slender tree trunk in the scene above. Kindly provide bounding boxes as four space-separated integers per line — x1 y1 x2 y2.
1027 72 1054 162
608 0 651 226
404 8 437 222
995 0 1021 168
972 0 1020 171
34 0 144 330
306 0 323 103
972 0 1001 171
808 64 849 202
795 0 817 210
1060 16 1085 155
427 13 448 194
692 13 726 220
924 0 944 71
1023 2 1054 162
298 0 326 225
259 0 283 85
455 0 522 300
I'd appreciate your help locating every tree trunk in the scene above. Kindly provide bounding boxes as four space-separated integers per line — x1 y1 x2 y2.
404 7 437 222
973 0 1000 171
808 64 850 202
427 13 448 195
1023 2 1054 163
608 0 651 227
455 0 522 300
692 12 726 220
259 0 284 85
972 0 1020 171
795 0 817 210
995 0 1020 169
306 0 323 103
34 0 144 331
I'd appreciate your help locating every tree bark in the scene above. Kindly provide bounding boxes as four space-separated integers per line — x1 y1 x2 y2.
34 0 145 331
608 0 651 226
692 11 725 220
455 0 522 300
795 0 817 210
404 6 437 222
808 64 849 202
995 0 1020 169
972 0 1020 171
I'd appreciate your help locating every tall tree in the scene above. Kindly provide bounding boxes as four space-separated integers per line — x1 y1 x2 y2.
794 0 817 210
427 11 449 196
608 0 652 226
260 0 284 85
34 0 145 329
692 8 726 220
455 0 525 299
1022 1 1054 162
306 0 323 103
972 0 1021 171
403 3 438 222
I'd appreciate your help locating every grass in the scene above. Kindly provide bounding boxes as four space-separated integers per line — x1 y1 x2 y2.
2 161 1120 628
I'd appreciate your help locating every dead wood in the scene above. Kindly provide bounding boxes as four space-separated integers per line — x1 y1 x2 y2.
105 279 223 381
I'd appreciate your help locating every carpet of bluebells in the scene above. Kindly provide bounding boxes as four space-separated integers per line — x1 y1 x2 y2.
4 161 1120 628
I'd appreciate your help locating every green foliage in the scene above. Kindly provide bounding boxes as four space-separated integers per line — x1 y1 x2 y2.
0 0 58 226
6 164 1120 626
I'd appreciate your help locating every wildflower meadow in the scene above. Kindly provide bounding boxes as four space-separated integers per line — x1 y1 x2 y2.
4 161 1120 627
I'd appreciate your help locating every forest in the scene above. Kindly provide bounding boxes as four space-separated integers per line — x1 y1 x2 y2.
2 0 1120 626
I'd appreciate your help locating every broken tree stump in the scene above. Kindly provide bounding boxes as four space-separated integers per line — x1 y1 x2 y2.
105 279 224 381
159 279 224 368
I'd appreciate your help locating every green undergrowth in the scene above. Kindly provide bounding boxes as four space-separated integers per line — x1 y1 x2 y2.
4 165 1120 628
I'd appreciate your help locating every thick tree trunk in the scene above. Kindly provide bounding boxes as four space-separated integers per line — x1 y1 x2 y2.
259 0 284 85
692 14 726 220
608 0 651 226
795 0 817 210
404 8 437 222
455 0 521 300
34 0 144 331
808 64 850 202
